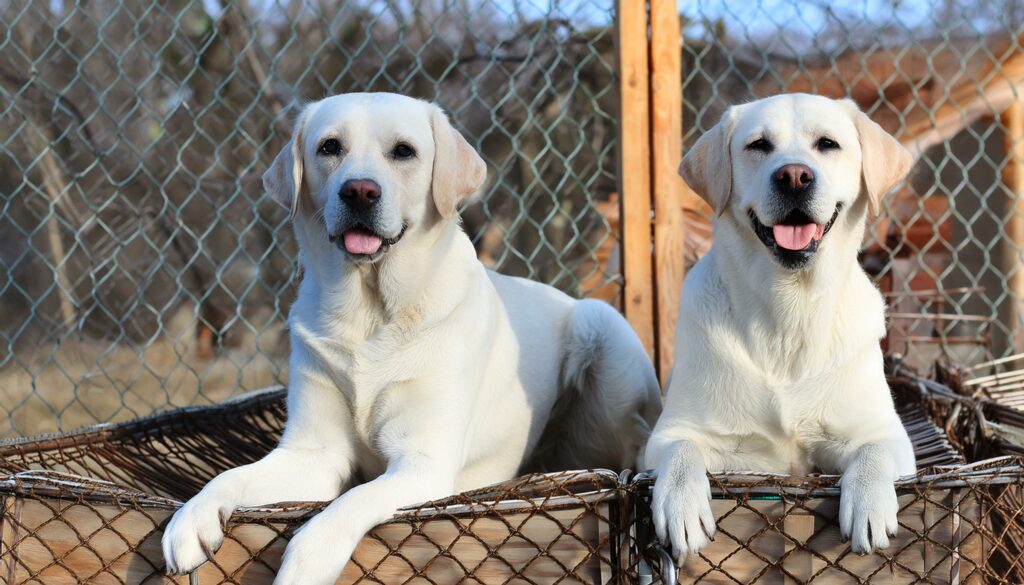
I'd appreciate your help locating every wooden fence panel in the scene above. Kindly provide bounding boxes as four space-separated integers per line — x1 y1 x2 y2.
616 0 656 361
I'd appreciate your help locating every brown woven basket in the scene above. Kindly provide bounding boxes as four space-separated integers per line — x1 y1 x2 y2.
950 353 1024 458
0 389 628 584
922 355 1024 582
633 459 1024 584
2 372 1023 584
628 372 1024 584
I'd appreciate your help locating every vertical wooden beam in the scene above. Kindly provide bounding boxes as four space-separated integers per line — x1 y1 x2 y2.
1002 100 1024 353
649 0 684 384
616 0 655 361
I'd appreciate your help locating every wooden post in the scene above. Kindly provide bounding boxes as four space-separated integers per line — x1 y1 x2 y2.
616 0 655 361
1002 100 1024 353
649 0 684 384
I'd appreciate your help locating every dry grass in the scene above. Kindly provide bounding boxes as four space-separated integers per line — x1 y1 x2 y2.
0 307 288 437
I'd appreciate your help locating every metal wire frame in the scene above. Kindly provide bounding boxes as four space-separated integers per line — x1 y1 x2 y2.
0 368 1021 584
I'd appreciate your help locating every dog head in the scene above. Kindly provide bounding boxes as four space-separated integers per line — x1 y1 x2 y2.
681 93 912 270
263 93 487 264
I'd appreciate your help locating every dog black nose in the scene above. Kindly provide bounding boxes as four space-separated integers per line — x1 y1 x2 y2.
339 179 381 210
774 164 814 193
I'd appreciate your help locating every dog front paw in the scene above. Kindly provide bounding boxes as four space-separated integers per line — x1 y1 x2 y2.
651 443 716 563
274 512 354 585
162 493 232 575
839 460 899 554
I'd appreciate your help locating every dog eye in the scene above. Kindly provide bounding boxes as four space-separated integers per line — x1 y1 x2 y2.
816 137 840 151
318 139 342 156
391 143 416 160
745 138 773 153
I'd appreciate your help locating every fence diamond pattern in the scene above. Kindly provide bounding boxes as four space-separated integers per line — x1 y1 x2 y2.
678 0 1024 369
0 0 620 436
1 0 1023 436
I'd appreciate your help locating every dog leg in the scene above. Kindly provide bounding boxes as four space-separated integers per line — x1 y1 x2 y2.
163 365 355 575
162 445 350 574
838 438 911 554
650 439 716 563
273 452 460 585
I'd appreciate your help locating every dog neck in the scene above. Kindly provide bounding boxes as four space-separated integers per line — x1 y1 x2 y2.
711 202 869 370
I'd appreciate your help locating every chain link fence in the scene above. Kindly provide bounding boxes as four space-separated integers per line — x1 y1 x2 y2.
679 0 1024 370
1 0 1023 437
0 0 620 436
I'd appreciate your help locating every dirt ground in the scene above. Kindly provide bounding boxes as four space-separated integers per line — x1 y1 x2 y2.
0 307 287 437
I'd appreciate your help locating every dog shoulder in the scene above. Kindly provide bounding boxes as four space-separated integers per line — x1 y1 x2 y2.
838 267 887 343
680 253 730 316
674 252 738 352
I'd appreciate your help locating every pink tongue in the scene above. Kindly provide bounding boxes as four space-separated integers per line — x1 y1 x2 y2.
773 224 819 251
343 230 382 255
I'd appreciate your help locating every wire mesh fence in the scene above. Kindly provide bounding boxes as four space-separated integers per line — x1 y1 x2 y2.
0 0 621 435
1 0 1024 436
677 0 1024 370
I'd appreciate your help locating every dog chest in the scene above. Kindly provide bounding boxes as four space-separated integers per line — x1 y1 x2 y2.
694 371 840 474
293 318 440 451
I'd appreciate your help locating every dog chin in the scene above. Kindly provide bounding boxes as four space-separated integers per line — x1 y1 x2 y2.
772 244 818 270
340 246 388 264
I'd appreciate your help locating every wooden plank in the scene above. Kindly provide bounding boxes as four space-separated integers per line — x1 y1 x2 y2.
649 0 684 383
1002 100 1024 354
615 0 655 361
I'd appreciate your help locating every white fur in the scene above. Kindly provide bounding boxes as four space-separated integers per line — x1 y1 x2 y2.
645 94 916 560
161 92 660 584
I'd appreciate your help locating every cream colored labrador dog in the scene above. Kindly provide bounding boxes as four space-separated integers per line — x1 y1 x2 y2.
645 94 916 561
161 92 660 584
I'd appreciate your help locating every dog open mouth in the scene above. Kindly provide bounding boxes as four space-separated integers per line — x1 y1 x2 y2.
749 205 841 268
329 224 408 259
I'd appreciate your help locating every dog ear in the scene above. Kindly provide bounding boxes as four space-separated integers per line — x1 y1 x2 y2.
263 108 308 217
680 107 735 215
430 105 487 218
846 100 913 216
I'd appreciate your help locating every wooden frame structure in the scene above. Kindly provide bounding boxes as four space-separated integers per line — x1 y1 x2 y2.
616 0 692 382
1003 100 1024 353
616 0 655 365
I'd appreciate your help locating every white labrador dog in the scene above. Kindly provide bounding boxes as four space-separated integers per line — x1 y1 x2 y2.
645 94 916 561
161 92 660 584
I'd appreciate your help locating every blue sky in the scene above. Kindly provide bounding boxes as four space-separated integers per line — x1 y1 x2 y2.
178 0 1001 44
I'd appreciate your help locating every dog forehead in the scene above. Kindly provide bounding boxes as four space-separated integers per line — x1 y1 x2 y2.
734 94 858 144
304 93 433 144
